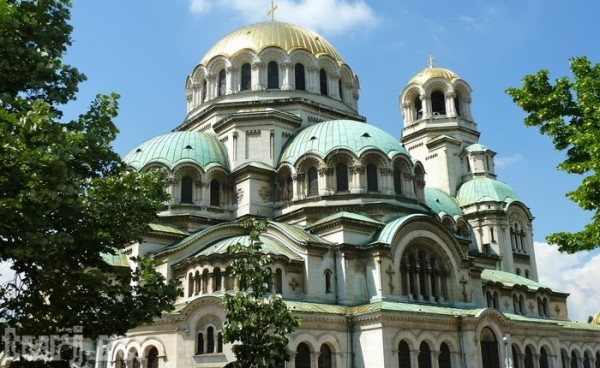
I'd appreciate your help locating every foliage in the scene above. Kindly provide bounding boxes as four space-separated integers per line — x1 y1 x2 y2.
0 0 181 338
223 218 301 368
507 56 600 253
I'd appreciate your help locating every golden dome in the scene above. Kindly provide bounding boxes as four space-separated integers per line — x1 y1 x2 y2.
200 21 344 65
409 66 460 85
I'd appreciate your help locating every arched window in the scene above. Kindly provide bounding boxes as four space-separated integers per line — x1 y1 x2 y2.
116 353 126 368
241 63 251 91
218 69 226 96
318 344 332 368
454 96 461 116
338 79 343 102
295 63 306 91
584 352 592 368
275 268 283 294
268 61 279 89
187 272 194 297
524 346 535 368
336 163 348 192
214 267 222 292
393 168 402 195
519 295 525 315
512 345 521 368
196 333 204 354
401 247 448 302
366 163 378 191
210 179 220 206
194 271 201 294
325 269 332 293
525 270 530 279
202 80 207 103
513 295 519 314
571 351 578 368
286 175 293 200
295 343 311 368
307 167 319 196
418 341 432 368
480 327 500 368
202 269 209 293
415 97 423 119
147 347 159 368
398 340 411 368
431 91 445 115
225 266 234 290
217 332 223 353
561 350 569 368
539 347 549 368
181 175 193 203
320 69 328 95
439 343 452 368
132 353 140 368
595 352 600 368
207 327 215 353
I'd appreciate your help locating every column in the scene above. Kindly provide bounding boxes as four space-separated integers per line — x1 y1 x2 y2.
445 91 457 117
281 62 292 90
252 61 264 91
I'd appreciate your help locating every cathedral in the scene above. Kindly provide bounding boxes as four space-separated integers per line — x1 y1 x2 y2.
98 19 600 368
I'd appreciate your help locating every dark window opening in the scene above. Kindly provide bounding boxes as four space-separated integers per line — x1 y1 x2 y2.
218 69 226 96
367 163 378 191
393 168 402 195
241 63 251 91
268 61 279 89
336 163 348 191
320 69 328 95
308 167 319 196
431 91 446 115
207 327 215 353
295 63 306 91
181 175 193 204
295 343 311 368
210 179 220 206
398 341 411 368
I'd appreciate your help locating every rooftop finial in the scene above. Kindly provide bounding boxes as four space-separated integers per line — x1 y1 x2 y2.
428 53 435 68
267 1 278 22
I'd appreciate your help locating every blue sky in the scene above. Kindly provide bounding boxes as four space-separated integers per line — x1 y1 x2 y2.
58 0 600 321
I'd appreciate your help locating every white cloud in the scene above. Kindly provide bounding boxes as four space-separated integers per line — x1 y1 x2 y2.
535 242 600 322
189 0 378 36
495 153 523 167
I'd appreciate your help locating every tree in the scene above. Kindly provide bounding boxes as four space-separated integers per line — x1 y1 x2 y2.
507 56 600 253
0 0 181 338
223 218 301 368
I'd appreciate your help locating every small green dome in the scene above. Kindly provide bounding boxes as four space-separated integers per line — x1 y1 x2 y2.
425 187 462 217
464 143 491 153
456 177 519 206
124 131 230 171
279 120 409 165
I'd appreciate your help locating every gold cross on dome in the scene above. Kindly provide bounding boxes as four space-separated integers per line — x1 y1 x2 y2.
267 1 278 21
428 53 435 68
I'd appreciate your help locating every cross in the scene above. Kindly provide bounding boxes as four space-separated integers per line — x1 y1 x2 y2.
385 265 395 293
428 53 435 68
267 1 278 22
459 275 468 302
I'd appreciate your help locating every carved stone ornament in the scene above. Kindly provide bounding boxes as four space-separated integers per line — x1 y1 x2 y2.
259 186 271 201
236 188 244 203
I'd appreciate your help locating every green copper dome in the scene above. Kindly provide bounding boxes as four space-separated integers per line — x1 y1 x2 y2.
279 120 410 165
456 177 519 206
425 187 463 217
124 131 229 171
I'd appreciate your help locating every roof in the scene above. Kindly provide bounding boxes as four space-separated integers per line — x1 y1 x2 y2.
279 120 410 165
481 269 564 293
464 143 492 153
456 177 519 207
182 234 303 262
369 214 431 246
409 66 460 85
425 187 463 217
101 250 130 268
123 131 230 171
307 211 383 229
200 21 344 66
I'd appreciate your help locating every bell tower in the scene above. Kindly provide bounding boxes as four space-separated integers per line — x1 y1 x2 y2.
399 60 479 196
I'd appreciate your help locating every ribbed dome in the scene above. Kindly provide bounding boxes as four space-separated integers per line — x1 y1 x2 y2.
425 187 463 217
409 66 460 85
456 177 519 207
123 131 229 171
279 120 410 165
200 21 344 65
